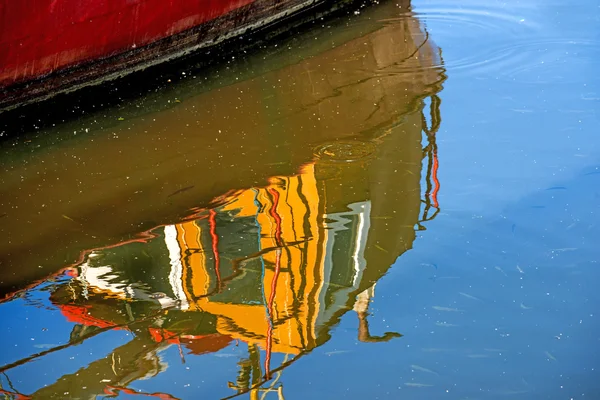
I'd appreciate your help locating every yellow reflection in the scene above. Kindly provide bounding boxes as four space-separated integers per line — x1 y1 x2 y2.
164 164 325 357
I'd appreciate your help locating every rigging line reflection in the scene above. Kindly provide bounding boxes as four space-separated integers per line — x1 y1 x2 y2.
419 94 442 227
265 187 284 380
0 305 174 374
209 209 223 291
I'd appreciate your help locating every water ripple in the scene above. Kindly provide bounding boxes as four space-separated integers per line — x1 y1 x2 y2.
313 140 376 163
414 6 541 73
490 38 600 83
410 4 600 82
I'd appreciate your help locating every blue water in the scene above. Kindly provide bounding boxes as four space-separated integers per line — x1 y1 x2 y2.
0 0 599 398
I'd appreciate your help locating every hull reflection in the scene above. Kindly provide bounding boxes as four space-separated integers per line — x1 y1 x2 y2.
0 1 445 398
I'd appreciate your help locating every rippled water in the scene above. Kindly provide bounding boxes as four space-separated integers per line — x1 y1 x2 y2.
0 0 599 399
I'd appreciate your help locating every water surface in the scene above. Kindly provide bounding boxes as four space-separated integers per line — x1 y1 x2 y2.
0 0 598 399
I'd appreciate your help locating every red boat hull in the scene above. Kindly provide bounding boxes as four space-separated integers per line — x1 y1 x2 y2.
1 0 256 87
0 0 333 110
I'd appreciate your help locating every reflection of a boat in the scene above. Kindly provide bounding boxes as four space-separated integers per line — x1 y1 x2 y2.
0 0 444 300
0 1 445 397
37 123 441 398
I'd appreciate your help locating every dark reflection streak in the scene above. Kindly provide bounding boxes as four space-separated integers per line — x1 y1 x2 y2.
1 372 22 397
364 96 385 123
220 353 306 400
408 29 432 63
252 186 272 360
357 30 432 78
268 188 284 248
183 242 198 303
231 344 263 393
281 28 435 123
421 154 437 225
264 187 283 379
177 339 186 364
428 95 442 208
431 146 440 208
199 240 308 300
208 209 223 291
249 344 262 386
289 244 306 351
282 178 301 321
267 71 406 126
295 175 311 350
425 95 442 136
282 246 296 305
396 25 431 70
307 181 328 350
0 308 171 374
233 355 252 393
418 94 442 227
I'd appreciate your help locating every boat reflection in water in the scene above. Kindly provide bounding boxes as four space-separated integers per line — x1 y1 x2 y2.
0 1 445 398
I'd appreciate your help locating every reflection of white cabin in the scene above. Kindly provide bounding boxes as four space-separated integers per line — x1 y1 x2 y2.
317 200 373 326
